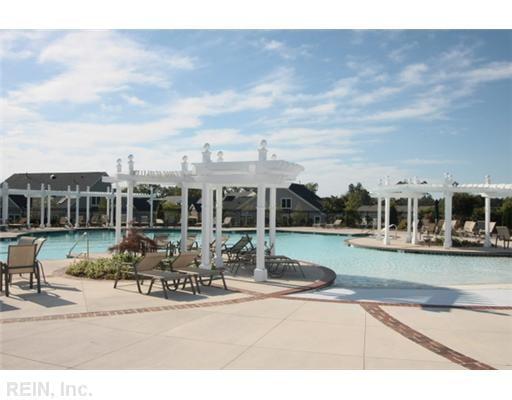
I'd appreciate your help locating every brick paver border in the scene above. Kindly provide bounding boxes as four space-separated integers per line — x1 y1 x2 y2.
360 303 496 370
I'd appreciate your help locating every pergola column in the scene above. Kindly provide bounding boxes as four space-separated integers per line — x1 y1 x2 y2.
1 182 9 225
26 184 31 228
127 155 134 230
200 183 211 269
406 197 412 243
254 184 268 281
46 184 52 227
39 184 45 228
215 185 223 267
269 186 277 255
180 156 190 253
75 185 80 228
180 184 189 253
376 196 382 239
484 175 492 248
85 186 90 226
149 186 154 228
106 188 111 225
484 195 491 248
109 192 115 227
209 187 215 242
443 192 453 248
67 185 71 223
412 197 419 245
115 159 123 243
383 197 390 245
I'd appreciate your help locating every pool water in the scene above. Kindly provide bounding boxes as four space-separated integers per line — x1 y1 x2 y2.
2 230 511 288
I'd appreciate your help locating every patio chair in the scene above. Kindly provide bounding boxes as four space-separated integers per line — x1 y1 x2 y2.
459 221 477 237
18 236 36 245
495 226 511 248
265 255 305 278
476 221 496 238
0 244 40 297
222 217 232 227
326 219 342 229
34 237 48 284
167 252 228 292
59 216 72 227
113 252 196 299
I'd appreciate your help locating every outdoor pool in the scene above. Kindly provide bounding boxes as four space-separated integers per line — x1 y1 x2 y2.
2 229 511 288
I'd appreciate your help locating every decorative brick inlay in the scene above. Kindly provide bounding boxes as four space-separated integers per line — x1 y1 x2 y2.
0 266 336 325
360 303 496 370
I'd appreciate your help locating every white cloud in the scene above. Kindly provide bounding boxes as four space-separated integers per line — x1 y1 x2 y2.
7 31 195 105
260 38 311 60
399 63 428 85
122 94 146 107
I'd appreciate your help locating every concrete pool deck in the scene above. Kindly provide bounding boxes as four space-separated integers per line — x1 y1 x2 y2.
1 258 511 370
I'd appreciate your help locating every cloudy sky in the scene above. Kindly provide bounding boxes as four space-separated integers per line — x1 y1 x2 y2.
1 30 511 196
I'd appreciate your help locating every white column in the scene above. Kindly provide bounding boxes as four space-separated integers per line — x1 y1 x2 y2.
26 184 31 228
412 197 419 245
215 186 223 268
115 159 123 243
180 184 189 253
180 156 190 253
67 185 71 223
1 182 9 225
85 186 90 226
484 175 492 248
106 188 111 225
254 184 268 281
406 197 412 243
376 197 382 239
127 154 134 229
109 191 115 226
46 184 52 227
39 184 45 228
75 185 80 228
269 186 277 255
200 183 211 269
115 184 122 243
383 197 390 245
209 187 214 242
149 186 154 228
484 196 491 248
443 193 453 248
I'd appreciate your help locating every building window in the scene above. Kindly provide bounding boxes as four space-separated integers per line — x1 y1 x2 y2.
91 197 99 206
281 198 292 209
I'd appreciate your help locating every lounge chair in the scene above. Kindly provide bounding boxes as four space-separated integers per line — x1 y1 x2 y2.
34 237 48 284
59 216 72 227
476 221 496 238
167 252 228 292
89 214 101 226
459 221 477 238
113 252 196 299
326 219 342 229
140 215 149 226
177 235 198 252
495 226 511 248
18 236 36 245
8 218 28 230
265 255 305 278
222 217 232 227
0 244 40 297
155 218 164 226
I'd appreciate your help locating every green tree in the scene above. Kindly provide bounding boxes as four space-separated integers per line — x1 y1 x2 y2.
500 197 512 228
305 182 319 193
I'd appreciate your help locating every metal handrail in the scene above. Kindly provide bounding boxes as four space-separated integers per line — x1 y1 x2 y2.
67 232 89 259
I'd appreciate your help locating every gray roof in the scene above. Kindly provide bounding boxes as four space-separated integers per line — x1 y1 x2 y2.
3 172 111 191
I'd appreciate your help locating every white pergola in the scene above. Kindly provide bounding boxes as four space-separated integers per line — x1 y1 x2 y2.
371 174 512 249
0 182 154 228
103 140 304 282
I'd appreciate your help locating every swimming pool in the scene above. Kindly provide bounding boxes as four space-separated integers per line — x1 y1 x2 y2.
2 230 511 288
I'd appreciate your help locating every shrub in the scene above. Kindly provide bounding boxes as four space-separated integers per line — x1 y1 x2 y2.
66 253 140 280
109 228 157 255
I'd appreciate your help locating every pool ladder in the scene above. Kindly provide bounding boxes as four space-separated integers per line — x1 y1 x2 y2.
67 232 90 259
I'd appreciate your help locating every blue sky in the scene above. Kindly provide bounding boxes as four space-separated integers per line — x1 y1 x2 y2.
1 30 511 196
